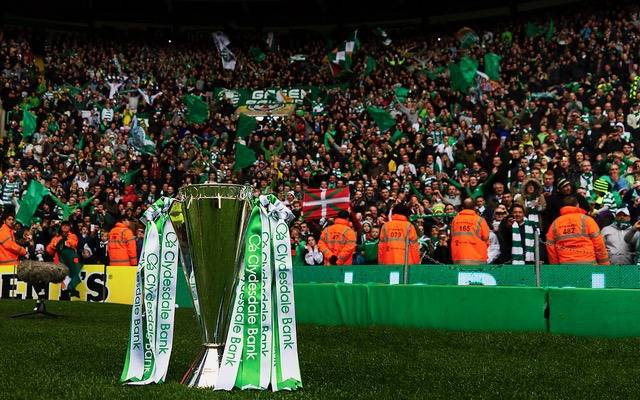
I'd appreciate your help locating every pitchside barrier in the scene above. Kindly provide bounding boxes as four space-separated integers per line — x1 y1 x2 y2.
4 264 640 337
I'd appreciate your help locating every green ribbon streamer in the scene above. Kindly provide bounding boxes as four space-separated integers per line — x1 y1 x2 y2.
238 203 264 388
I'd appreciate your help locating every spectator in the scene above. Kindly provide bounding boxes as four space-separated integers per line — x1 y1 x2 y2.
602 207 635 265
46 220 82 297
357 225 380 265
303 236 323 266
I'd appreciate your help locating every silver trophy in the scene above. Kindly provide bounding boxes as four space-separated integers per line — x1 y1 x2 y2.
172 183 253 388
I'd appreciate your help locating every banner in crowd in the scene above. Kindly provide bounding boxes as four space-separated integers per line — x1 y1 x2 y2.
214 87 313 106
235 104 296 117
302 188 350 220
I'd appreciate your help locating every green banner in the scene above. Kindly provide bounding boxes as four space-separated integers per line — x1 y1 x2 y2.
214 87 325 108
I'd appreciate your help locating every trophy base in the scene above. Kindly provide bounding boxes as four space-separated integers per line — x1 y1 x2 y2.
181 344 223 388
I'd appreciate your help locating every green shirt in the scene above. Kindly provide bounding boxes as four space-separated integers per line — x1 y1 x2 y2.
358 239 379 264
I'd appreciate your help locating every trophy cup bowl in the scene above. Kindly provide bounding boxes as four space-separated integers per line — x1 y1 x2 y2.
172 183 253 388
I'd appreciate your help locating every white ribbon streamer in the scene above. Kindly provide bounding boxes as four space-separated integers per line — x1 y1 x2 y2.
152 219 180 383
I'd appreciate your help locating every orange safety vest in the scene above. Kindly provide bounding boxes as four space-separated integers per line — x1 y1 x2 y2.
378 215 420 265
450 209 490 265
546 206 610 265
46 232 79 264
108 222 137 266
317 218 357 265
0 223 26 265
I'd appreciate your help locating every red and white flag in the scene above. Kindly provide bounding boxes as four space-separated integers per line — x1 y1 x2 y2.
302 188 350 220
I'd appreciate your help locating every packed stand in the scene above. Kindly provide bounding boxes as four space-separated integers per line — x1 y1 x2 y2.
2 5 640 267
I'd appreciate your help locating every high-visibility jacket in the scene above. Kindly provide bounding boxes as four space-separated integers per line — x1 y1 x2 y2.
0 223 26 265
318 218 357 265
378 215 420 265
46 232 79 264
451 209 490 264
546 206 610 265
108 222 137 266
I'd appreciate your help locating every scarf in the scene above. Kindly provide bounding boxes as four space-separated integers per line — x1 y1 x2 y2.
580 172 594 196
524 197 541 225
512 219 535 265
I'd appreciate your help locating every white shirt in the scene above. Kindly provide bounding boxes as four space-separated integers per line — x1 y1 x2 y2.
396 162 417 177
101 107 114 123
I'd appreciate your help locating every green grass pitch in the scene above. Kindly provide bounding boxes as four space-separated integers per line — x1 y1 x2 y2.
1 299 640 399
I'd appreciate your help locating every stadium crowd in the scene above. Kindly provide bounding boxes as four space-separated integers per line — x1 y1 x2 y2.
2 4 640 268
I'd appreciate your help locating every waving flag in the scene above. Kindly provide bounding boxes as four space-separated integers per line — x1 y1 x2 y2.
129 116 156 155
212 31 237 70
326 30 360 77
303 188 350 220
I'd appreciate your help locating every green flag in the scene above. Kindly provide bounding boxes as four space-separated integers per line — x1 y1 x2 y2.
249 47 266 63
15 180 49 227
449 57 478 92
50 193 95 221
389 129 405 144
364 56 377 76
22 108 37 138
501 31 513 44
367 107 396 132
183 95 210 124
546 20 555 40
120 168 141 185
526 22 545 38
77 134 85 150
426 66 445 80
237 114 257 139
394 87 410 103
233 143 257 171
484 53 502 81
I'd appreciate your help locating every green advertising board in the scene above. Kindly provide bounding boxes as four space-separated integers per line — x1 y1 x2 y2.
293 264 640 289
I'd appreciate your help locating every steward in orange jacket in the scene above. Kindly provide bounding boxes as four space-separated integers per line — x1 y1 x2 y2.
378 204 420 265
450 199 490 265
0 213 26 265
108 217 137 266
318 211 357 265
546 197 609 265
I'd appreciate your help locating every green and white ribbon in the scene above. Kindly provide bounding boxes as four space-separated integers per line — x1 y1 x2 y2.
121 197 180 384
216 194 302 391
512 219 536 265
